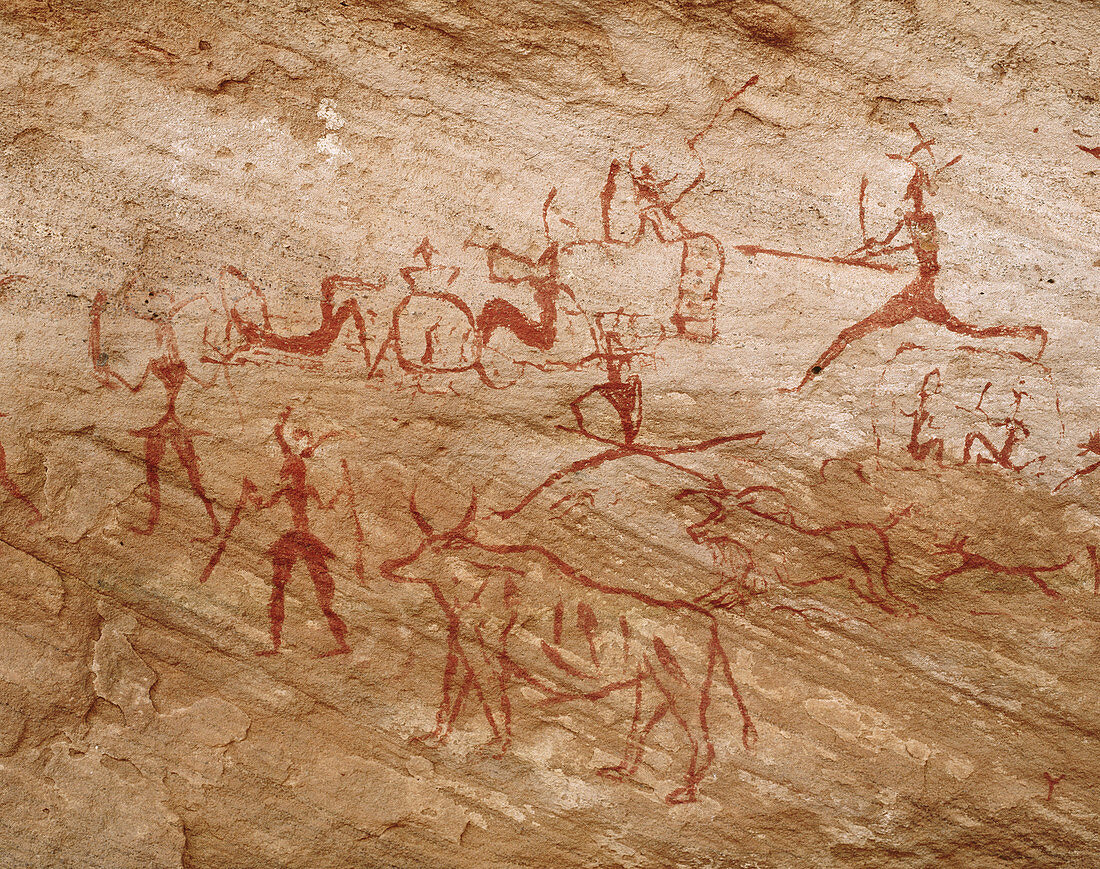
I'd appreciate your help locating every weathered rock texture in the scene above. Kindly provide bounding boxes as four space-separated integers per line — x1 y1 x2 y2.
1 0 1099 866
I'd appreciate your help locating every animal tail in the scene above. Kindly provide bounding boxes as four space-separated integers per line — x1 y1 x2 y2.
712 626 758 751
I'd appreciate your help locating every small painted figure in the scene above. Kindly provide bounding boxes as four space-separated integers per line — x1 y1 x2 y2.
792 125 1047 390
90 284 221 539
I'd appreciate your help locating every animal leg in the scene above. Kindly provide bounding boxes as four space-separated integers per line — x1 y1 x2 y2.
597 678 667 784
414 663 473 748
458 622 513 754
659 666 718 805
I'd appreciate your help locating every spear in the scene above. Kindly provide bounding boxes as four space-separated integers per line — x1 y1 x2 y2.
200 478 258 584
734 244 900 272
341 460 366 585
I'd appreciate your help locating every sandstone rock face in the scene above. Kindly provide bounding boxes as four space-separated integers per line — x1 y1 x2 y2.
1 1 1099 865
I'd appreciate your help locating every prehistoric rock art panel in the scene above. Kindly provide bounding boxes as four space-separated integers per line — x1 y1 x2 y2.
381 493 757 805
60 113 1097 822
4 17 1100 858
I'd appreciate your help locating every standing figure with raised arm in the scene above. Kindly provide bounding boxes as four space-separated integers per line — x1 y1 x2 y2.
90 283 221 539
201 407 355 657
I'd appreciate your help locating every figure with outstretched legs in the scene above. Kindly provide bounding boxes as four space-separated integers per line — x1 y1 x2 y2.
738 124 1048 391
210 267 382 367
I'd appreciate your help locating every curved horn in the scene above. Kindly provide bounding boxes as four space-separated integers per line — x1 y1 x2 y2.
408 490 435 537
453 488 478 534
274 406 293 456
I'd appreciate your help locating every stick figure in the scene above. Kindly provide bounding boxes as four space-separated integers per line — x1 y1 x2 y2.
801 125 1049 388
568 311 651 446
496 315 763 519
90 284 221 539
1043 772 1065 800
201 408 353 657
961 383 1041 471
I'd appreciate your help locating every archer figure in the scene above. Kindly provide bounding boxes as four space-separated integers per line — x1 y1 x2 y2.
90 284 221 539
201 408 357 657
739 124 1048 390
208 267 382 367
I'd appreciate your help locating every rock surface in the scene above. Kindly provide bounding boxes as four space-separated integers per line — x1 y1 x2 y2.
1 0 1099 865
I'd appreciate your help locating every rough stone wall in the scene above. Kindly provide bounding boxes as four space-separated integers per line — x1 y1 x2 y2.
1 0 1099 866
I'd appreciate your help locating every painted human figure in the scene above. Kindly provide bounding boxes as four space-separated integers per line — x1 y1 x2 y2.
210 267 381 366
497 312 762 520
901 369 946 463
469 191 597 359
596 76 757 342
202 408 351 657
791 124 1047 390
568 312 649 446
961 383 1041 472
90 286 221 539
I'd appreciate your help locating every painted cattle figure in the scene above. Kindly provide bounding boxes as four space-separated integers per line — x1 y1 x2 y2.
380 497 757 805
678 484 913 615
